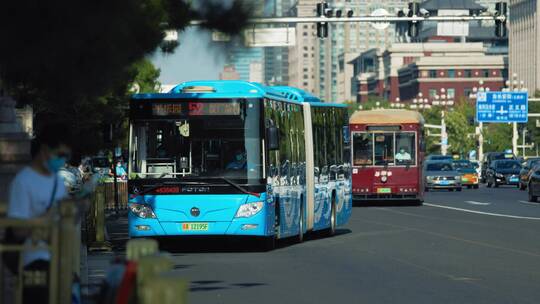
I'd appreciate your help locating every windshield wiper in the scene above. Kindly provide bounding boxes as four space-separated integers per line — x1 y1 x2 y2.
217 176 261 198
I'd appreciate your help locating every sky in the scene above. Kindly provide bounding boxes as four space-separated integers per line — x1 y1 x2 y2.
150 27 228 86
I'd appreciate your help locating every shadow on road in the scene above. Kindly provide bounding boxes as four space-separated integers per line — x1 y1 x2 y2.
156 228 352 254
353 200 422 208
190 280 266 292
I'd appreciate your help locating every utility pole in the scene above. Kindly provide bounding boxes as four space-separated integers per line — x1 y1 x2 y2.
478 122 484 164
513 122 519 156
441 110 448 156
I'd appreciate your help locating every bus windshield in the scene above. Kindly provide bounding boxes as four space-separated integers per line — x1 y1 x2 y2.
353 132 416 166
129 98 263 183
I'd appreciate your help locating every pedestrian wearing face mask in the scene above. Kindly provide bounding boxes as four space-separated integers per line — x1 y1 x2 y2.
7 122 72 304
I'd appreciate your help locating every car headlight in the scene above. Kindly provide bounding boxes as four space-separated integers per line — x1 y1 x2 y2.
235 202 264 218
426 176 435 181
495 173 504 178
129 203 157 219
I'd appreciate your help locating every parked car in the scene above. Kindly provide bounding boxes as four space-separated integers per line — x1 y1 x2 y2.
424 161 462 192
453 159 479 189
518 157 540 190
485 159 522 188
426 155 453 162
527 166 540 202
481 152 517 183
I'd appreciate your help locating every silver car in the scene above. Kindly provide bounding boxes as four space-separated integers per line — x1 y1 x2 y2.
424 161 462 192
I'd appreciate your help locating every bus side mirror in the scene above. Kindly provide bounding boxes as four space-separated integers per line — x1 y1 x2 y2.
267 126 280 150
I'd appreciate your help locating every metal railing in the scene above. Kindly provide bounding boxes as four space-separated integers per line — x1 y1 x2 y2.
0 200 80 304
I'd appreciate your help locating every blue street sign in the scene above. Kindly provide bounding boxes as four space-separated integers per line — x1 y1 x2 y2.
476 91 528 123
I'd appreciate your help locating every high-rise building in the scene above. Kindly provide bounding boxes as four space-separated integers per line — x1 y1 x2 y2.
509 0 540 93
264 0 294 86
318 0 410 103
226 45 265 82
288 0 319 95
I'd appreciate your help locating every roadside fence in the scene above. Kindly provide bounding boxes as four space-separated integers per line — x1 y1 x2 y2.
0 200 81 304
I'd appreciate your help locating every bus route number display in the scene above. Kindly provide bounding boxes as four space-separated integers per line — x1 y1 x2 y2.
188 102 240 116
151 102 241 116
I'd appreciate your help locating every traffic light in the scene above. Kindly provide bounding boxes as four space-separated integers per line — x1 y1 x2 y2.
407 2 421 38
495 2 507 38
316 1 329 39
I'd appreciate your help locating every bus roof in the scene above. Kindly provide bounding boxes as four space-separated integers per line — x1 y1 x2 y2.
350 109 424 124
131 80 344 107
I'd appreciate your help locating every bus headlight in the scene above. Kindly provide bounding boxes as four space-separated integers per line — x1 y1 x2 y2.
129 203 157 219
235 202 263 218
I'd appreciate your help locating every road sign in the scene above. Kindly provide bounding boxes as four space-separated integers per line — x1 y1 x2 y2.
476 91 528 123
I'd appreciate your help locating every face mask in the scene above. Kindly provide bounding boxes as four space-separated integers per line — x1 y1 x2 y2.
46 157 66 173
400 150 405 153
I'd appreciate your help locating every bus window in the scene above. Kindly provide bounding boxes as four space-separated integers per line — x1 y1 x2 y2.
353 133 373 166
374 133 394 165
395 133 416 165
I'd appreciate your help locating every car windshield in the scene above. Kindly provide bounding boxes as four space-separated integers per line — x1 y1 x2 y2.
453 161 473 169
353 132 416 166
426 162 454 171
130 98 263 183
495 161 521 170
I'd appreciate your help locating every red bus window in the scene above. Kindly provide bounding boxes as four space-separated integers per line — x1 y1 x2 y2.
353 133 373 166
374 133 394 165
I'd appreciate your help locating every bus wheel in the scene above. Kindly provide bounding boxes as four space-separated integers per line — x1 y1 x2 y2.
324 196 337 237
296 203 304 243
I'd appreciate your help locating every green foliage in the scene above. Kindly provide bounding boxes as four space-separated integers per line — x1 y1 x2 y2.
343 97 389 117
484 123 512 152
0 0 253 155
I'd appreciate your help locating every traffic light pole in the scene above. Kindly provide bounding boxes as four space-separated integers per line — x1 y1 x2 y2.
190 15 505 26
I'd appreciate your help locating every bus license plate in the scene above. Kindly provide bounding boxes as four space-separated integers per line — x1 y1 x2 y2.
377 188 391 194
181 223 209 231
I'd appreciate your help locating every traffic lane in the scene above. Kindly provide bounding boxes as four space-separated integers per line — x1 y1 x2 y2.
425 184 540 218
166 205 540 304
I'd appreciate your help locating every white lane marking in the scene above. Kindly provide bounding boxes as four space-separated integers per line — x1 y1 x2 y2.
464 200 491 206
519 200 539 206
424 203 540 220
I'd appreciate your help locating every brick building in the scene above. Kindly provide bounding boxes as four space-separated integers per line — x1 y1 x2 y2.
350 42 507 104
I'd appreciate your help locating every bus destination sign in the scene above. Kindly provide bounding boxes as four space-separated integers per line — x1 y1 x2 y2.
150 102 241 117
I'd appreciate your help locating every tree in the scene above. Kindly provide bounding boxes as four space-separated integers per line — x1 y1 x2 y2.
0 0 254 153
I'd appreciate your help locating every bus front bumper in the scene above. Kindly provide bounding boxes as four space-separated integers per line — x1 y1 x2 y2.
128 198 272 238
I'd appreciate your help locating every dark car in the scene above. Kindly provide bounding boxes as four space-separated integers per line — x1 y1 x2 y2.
426 155 453 162
527 166 540 202
424 161 462 191
481 152 517 183
518 157 540 190
485 159 522 187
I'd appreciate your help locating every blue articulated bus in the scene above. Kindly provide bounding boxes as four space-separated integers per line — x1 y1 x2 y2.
127 80 352 248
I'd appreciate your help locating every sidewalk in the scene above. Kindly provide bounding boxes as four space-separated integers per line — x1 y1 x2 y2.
82 212 129 304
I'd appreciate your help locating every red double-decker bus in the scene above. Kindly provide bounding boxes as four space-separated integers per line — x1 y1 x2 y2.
350 109 425 204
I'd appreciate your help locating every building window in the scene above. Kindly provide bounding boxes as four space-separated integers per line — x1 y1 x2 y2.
447 69 455 78
303 82 308 86
429 89 437 98
303 75 308 79
502 69 508 79
429 70 437 78
303 68 308 72
483 69 489 77
447 88 455 99
464 88 472 98
464 69 472 77
303 53 308 58
303 32 308 36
